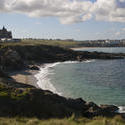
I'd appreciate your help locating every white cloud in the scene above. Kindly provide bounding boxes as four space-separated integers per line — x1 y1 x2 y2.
94 0 125 23
114 27 125 36
0 0 92 24
1 0 125 24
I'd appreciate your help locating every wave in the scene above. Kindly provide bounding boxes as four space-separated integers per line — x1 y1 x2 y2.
84 59 95 63
118 106 125 113
34 60 95 95
34 62 62 95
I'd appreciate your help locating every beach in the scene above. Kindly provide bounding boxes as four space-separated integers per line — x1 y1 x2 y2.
8 60 125 114
9 63 61 92
8 61 125 114
9 69 39 88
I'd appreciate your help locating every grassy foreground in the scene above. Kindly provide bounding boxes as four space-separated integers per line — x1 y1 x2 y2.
0 116 125 125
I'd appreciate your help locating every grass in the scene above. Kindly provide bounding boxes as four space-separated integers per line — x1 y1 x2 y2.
0 83 30 100
0 39 82 48
0 116 124 125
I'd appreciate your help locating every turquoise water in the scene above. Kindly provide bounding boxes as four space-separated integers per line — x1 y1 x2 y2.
48 48 125 106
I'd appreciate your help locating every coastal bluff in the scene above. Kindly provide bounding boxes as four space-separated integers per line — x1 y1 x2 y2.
0 44 125 70
0 43 125 118
0 70 119 118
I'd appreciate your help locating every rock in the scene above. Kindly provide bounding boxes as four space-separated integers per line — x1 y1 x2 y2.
100 104 119 112
29 65 39 70
85 102 101 113
1 49 25 70
66 98 86 110
0 70 8 78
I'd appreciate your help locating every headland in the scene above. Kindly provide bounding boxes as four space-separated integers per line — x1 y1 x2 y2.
0 41 125 121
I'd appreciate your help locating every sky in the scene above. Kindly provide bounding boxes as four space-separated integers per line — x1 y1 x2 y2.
0 0 125 40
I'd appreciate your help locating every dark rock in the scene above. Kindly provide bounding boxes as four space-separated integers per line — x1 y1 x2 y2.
85 102 101 113
0 70 8 78
66 98 86 111
29 65 39 70
100 104 119 112
0 49 25 70
0 44 125 71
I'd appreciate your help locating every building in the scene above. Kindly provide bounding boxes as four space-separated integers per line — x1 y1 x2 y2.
0 26 21 42
0 26 12 39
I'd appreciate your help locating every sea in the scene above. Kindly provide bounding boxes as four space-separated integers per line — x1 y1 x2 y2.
35 47 125 113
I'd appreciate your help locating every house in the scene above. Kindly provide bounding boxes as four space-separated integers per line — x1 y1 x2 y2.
0 26 21 42
0 26 12 39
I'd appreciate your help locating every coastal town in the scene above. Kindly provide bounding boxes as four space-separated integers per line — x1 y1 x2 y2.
1 26 125 47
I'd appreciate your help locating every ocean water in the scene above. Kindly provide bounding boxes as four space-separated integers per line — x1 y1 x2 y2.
73 47 125 53
35 47 125 112
49 60 125 105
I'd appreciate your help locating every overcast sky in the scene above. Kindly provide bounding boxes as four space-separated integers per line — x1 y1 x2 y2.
1 0 125 40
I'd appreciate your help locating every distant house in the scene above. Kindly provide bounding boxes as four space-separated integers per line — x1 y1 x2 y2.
0 26 12 39
0 26 21 42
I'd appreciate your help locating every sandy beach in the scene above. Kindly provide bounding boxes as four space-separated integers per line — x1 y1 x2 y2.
9 69 39 88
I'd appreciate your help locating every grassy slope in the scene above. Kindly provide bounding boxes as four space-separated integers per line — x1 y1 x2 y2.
0 116 125 125
0 39 82 48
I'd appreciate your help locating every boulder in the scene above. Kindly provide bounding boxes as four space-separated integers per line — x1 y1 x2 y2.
29 65 39 70
66 98 86 110
100 104 119 112
85 102 101 113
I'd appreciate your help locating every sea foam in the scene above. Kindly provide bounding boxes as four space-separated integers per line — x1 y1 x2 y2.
34 62 61 95
118 106 125 113
34 60 94 95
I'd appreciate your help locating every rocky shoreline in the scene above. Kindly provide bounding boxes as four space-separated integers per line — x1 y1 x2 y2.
0 44 125 71
0 44 125 118
0 69 121 118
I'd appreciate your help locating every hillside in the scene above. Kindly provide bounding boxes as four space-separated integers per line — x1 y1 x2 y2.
0 42 125 71
0 42 125 124
0 69 121 118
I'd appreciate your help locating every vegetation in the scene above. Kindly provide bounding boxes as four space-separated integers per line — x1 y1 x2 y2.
0 116 125 125
0 41 125 124
0 40 125 71
0 39 82 48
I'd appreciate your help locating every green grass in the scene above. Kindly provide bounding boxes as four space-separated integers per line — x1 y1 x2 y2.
0 116 124 125
0 39 82 48
0 83 30 100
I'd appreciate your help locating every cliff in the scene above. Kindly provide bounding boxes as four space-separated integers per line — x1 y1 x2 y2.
0 44 125 71
0 70 119 118
0 43 125 119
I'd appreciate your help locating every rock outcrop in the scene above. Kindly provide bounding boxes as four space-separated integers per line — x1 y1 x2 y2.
0 44 124 119
0 44 125 71
0 73 120 118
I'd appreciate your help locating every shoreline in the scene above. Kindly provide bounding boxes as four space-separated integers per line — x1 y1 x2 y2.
71 46 125 49
9 61 80 95
9 61 125 114
9 63 62 94
34 62 62 95
9 69 39 88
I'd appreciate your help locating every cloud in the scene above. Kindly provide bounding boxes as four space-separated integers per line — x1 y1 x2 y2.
114 27 125 36
0 0 92 24
93 0 125 22
1 0 125 24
